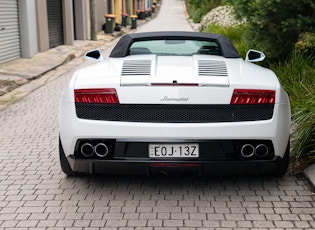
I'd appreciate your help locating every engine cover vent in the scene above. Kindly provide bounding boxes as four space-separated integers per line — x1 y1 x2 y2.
122 60 151 76
198 60 228 77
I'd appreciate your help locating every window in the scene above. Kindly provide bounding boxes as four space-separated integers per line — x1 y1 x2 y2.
129 40 221 56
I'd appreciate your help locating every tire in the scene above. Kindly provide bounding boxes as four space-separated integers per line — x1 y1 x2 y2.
59 137 77 176
275 140 290 176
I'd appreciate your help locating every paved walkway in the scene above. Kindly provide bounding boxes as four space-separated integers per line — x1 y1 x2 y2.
0 0 315 229
136 0 192 32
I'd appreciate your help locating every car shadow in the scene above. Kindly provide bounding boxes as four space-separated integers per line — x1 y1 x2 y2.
61 173 287 193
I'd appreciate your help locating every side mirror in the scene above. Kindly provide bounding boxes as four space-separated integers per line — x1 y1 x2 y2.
84 49 103 61
245 49 265 62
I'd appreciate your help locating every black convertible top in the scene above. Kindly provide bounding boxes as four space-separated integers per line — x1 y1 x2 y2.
109 31 240 58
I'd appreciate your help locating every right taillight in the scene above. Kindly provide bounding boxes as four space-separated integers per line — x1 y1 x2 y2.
230 89 275 104
74 88 119 104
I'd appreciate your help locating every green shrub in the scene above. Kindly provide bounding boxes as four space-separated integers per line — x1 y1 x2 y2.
270 53 315 161
226 0 315 60
205 24 249 58
295 32 315 57
189 8 205 23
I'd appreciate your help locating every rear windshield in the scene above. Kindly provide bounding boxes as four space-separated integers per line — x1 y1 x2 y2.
128 40 221 56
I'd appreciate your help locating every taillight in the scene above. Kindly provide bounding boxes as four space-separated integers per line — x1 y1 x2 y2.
230 89 275 104
74 88 119 104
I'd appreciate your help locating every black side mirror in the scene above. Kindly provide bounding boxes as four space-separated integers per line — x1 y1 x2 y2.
245 49 265 62
84 49 103 61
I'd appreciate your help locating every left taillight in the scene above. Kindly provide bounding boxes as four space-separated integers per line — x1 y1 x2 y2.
74 88 119 104
230 89 275 104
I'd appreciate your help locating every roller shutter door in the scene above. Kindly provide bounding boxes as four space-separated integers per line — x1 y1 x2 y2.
0 0 21 64
47 0 64 48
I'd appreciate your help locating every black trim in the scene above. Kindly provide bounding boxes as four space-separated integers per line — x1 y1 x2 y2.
75 103 274 123
67 156 284 176
60 137 290 176
74 139 275 160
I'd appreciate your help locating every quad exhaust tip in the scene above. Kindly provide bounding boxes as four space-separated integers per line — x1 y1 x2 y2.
240 143 269 158
241 144 255 158
95 143 109 157
255 144 269 158
81 142 109 158
81 143 95 157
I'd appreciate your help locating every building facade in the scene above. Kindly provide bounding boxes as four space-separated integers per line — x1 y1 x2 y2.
0 0 152 65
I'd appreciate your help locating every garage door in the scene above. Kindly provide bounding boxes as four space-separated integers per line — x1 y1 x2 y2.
47 0 64 48
0 0 21 64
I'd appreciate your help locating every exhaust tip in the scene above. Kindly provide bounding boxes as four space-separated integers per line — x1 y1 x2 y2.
241 144 255 158
81 143 95 157
94 143 109 157
255 144 269 158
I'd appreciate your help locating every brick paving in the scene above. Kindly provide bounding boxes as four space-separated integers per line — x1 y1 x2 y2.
1 0 315 229
0 68 314 230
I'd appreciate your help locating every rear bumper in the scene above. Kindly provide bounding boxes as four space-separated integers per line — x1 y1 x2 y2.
67 155 284 176
59 101 291 160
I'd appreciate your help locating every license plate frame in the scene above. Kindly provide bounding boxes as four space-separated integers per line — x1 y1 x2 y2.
149 143 199 158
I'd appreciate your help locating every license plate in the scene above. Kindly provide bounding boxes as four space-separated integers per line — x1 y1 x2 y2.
149 144 199 158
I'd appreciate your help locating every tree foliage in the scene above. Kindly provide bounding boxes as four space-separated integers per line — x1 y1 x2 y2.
227 0 315 60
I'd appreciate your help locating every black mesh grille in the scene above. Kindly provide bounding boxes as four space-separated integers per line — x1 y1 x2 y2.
75 103 274 123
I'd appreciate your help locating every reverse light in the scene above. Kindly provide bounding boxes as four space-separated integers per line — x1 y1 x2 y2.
74 88 119 104
230 89 275 104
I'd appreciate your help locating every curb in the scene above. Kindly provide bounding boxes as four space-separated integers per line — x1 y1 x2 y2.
303 165 315 190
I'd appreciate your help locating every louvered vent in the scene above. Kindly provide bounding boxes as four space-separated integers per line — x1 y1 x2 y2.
198 60 228 77
122 60 151 76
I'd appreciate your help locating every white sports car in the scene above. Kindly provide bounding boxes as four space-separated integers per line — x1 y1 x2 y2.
59 31 291 176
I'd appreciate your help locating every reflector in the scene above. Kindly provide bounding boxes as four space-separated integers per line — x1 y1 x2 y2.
74 89 119 104
230 89 275 104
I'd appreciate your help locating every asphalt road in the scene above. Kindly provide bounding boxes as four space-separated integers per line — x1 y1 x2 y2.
0 0 315 229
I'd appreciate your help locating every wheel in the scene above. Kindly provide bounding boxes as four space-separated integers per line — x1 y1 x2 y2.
59 137 77 176
275 140 290 176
